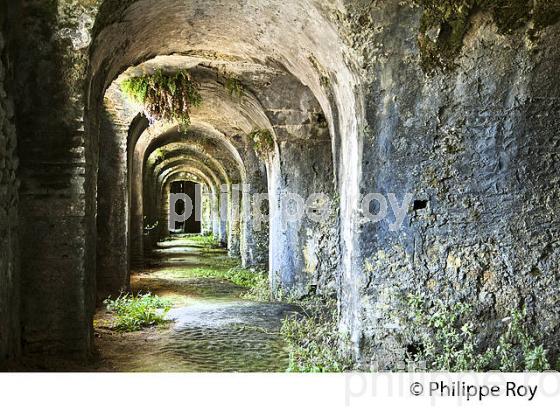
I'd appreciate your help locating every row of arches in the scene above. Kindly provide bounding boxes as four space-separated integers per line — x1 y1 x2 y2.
3 0 560 368
83 0 368 361
8 0 367 359
93 47 351 305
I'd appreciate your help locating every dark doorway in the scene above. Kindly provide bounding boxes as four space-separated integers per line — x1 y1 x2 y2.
170 180 202 233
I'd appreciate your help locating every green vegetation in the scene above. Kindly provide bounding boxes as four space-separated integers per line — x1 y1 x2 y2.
225 77 245 98
120 69 202 129
238 275 353 372
224 266 267 288
103 292 172 332
415 0 560 73
249 129 275 158
168 263 267 289
402 294 551 371
198 266 265 288
280 297 354 372
188 233 220 248
242 273 271 301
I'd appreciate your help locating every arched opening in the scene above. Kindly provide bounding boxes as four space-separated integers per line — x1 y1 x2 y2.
82 0 357 369
8 0 366 367
168 180 202 234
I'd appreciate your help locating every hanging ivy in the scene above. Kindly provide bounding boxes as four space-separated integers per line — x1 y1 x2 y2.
120 69 202 129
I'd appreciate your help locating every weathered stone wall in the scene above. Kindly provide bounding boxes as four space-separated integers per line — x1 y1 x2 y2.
3 0 559 367
269 133 338 297
96 102 130 299
338 1 560 367
13 0 96 356
0 0 20 363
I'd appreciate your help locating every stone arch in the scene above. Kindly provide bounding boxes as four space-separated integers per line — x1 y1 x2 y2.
11 0 366 358
86 0 364 298
159 169 214 239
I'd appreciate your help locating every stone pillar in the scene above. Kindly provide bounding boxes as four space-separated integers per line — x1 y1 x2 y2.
0 13 20 362
268 136 336 297
200 185 212 235
240 153 269 268
212 190 221 241
129 115 149 268
96 106 130 299
219 184 228 246
227 184 241 257
14 1 96 356
160 180 171 237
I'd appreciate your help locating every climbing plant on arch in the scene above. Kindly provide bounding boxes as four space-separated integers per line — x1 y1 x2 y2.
120 69 202 129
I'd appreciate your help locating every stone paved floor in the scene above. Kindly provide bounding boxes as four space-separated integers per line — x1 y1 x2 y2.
92 236 295 372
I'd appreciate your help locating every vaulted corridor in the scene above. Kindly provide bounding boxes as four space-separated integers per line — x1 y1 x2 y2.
1 0 559 374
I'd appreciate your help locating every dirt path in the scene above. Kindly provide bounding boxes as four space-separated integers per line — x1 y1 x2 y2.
92 236 295 372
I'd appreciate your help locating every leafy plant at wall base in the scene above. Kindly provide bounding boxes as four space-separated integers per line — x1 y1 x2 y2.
280 297 354 372
103 292 172 332
242 273 271 301
402 294 551 372
120 69 202 130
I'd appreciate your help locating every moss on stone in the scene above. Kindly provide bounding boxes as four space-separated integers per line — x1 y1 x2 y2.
415 0 560 73
492 0 532 34
416 0 476 73
533 0 560 30
249 128 274 159
224 77 245 98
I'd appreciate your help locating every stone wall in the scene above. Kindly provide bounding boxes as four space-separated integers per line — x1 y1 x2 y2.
338 1 560 367
0 0 20 363
13 0 96 356
3 0 559 366
96 102 131 299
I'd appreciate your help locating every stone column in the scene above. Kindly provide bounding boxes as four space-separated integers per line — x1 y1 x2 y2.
14 1 97 356
0 17 20 362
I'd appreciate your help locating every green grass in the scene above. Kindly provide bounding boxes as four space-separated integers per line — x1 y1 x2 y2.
241 273 271 301
103 292 172 332
225 266 267 288
187 234 220 249
185 266 266 288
